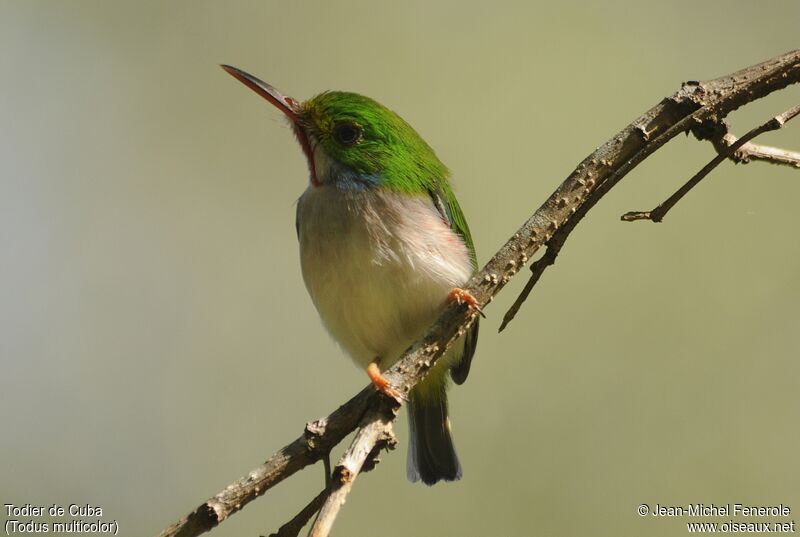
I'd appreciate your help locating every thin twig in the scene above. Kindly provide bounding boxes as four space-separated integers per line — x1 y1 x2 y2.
267 490 328 537
622 104 800 223
307 410 397 537
716 132 800 167
500 235 565 332
268 402 395 537
323 454 332 488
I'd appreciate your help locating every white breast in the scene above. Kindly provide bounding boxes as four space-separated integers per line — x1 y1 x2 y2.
296 186 473 369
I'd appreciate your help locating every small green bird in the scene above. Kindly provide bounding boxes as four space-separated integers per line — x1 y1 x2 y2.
222 65 481 485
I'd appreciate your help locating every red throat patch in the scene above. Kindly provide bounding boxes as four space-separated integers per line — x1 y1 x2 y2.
292 123 319 187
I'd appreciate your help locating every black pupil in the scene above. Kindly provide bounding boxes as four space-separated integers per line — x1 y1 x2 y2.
335 124 360 145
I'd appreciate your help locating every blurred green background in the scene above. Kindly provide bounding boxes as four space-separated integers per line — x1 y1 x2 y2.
1 2 799 536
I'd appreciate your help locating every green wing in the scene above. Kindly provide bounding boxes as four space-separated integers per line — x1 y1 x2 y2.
428 184 479 385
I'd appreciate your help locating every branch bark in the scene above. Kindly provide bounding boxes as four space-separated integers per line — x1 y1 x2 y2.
157 389 374 537
268 489 327 537
307 406 397 537
621 104 800 223
157 50 800 537
707 120 800 167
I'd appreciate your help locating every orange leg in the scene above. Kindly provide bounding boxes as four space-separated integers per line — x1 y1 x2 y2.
448 287 485 318
367 357 404 401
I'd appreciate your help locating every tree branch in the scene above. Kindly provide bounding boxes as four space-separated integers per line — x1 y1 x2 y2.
267 489 327 537
157 50 800 537
499 51 800 330
707 120 800 167
157 389 374 537
266 407 396 537
720 134 800 167
307 406 397 537
621 104 800 223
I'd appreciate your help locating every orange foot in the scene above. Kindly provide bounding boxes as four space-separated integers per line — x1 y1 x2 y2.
367 358 405 402
448 287 486 318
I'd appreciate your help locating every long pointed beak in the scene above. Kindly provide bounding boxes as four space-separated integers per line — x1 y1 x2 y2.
221 64 319 186
220 65 301 121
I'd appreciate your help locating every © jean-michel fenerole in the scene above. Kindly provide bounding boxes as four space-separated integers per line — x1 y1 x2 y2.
222 65 482 485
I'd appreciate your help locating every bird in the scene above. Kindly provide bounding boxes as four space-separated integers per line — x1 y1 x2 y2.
222 65 481 485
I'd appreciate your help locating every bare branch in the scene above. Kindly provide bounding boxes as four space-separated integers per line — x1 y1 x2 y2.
308 408 397 537
157 50 800 537
621 104 800 223
499 230 564 332
266 407 396 537
267 489 328 537
322 454 332 488
719 133 800 167
499 52 800 330
157 389 374 537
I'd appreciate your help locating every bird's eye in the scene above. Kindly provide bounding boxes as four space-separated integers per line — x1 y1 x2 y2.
332 122 362 146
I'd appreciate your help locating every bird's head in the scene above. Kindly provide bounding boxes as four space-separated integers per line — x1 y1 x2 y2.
222 65 447 192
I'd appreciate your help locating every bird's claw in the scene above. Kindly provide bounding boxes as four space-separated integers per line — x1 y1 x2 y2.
367 360 406 403
378 383 407 403
448 287 486 318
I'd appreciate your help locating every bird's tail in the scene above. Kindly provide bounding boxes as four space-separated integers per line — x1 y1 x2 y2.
407 388 462 485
